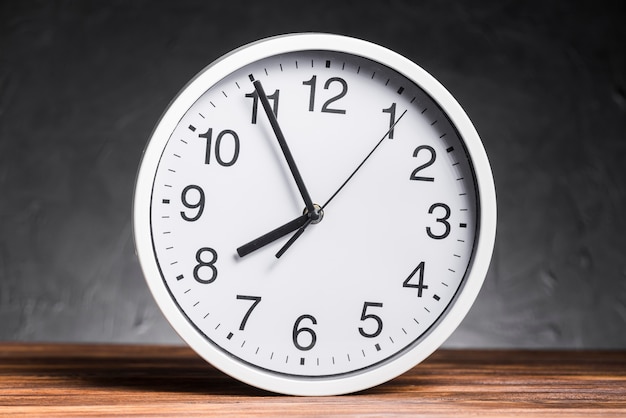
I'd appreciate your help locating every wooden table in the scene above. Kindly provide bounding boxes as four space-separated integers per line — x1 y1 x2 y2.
0 344 624 416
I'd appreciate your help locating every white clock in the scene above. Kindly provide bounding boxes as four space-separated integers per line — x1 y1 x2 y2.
133 33 496 396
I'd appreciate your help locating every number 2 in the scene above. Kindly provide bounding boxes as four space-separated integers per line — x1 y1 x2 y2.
410 145 436 181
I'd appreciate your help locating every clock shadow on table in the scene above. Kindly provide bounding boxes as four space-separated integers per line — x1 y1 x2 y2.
6 344 425 398
77 357 273 397
6 345 274 398
66 357 423 399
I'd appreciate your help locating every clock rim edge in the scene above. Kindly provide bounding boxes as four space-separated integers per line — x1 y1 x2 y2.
132 32 497 396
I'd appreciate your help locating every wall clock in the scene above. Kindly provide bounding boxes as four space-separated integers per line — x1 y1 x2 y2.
133 33 496 396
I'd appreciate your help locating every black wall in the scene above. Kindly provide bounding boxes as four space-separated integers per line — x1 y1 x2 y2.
0 0 624 347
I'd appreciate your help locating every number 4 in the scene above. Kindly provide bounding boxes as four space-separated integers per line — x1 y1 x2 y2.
403 261 428 297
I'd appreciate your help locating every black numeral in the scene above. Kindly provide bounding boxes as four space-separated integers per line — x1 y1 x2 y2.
292 314 317 351
382 103 397 139
403 261 428 297
302 75 316 112
358 302 383 338
427 203 451 239
302 75 348 114
199 128 240 166
193 247 218 284
236 295 261 331
321 77 348 114
245 89 279 124
180 185 205 222
410 145 436 181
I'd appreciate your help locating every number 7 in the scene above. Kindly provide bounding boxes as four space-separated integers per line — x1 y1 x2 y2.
236 295 262 330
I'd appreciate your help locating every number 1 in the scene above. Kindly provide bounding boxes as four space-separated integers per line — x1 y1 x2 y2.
382 103 397 139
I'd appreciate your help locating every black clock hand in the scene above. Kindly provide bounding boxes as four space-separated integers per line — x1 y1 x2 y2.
275 109 408 258
252 76 318 219
274 218 313 258
237 213 309 257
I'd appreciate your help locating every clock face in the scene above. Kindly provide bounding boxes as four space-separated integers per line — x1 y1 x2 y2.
134 34 496 395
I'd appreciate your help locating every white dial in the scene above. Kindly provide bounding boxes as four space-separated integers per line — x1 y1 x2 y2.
134 34 496 396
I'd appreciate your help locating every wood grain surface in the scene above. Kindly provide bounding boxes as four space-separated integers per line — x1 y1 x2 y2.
0 344 624 416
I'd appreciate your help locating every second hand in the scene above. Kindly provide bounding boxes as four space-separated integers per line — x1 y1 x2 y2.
275 109 408 258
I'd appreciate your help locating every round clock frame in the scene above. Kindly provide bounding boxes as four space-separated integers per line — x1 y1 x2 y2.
133 33 496 396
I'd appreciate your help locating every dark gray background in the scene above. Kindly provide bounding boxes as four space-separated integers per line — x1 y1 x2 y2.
1 0 624 348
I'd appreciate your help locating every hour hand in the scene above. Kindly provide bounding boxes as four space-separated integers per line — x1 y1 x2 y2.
237 214 309 257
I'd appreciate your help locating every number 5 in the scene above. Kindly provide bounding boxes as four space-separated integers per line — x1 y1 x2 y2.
358 302 383 338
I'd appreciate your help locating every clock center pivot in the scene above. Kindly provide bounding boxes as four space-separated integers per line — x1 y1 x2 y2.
304 203 324 224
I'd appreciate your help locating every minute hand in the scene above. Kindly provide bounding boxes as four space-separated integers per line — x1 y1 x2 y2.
253 78 317 217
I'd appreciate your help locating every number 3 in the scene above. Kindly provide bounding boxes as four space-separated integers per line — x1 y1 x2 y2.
426 203 451 239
